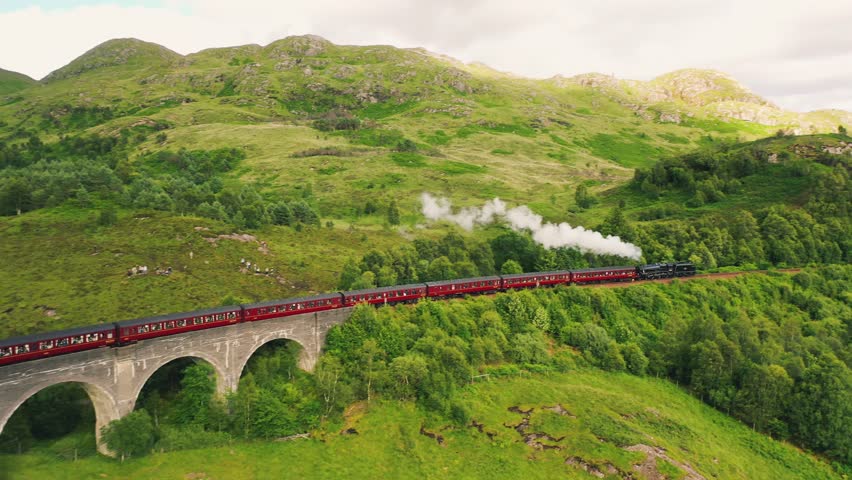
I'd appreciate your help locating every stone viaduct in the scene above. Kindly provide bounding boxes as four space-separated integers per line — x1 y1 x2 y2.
0 307 353 454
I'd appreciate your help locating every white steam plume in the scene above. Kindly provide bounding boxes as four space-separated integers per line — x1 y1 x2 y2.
420 193 642 260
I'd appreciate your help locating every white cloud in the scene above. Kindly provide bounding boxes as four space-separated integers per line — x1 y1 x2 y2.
0 0 850 112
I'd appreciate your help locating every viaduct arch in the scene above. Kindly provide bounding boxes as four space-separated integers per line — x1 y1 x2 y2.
0 307 352 454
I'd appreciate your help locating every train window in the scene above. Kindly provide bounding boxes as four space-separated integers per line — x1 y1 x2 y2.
0 347 10 357
39 341 54 350
259 308 267 314
15 345 30 354
58 338 69 347
71 335 84 344
166 321 175 328
194 318 203 325
87 333 99 341
150 324 161 332
178 319 187 327
217 314 225 321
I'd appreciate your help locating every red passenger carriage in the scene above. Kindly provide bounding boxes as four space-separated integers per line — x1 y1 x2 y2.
0 323 116 366
426 276 502 298
343 284 427 307
501 271 571 289
243 293 343 321
571 266 637 284
116 305 241 343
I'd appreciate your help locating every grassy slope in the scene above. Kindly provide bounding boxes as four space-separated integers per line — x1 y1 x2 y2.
0 130 846 337
0 68 36 96
0 370 838 479
0 37 847 336
0 206 420 337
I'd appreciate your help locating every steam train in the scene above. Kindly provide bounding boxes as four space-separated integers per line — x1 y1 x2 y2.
0 262 695 367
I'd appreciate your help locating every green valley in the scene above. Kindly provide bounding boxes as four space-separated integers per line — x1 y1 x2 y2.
0 34 849 479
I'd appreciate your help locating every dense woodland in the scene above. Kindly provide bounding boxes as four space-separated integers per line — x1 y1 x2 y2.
0 130 321 228
3 267 849 469
630 136 850 268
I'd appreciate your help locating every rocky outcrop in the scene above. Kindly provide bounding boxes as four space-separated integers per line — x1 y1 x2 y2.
652 69 774 108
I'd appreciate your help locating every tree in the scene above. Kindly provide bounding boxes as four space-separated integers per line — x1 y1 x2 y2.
490 231 538 272
788 353 851 458
74 187 93 208
0 178 33 215
735 364 792 432
270 202 293 225
510 332 549 364
690 341 728 404
315 354 351 416
599 341 626 371
838 125 847 135
100 410 155 461
338 259 361 290
386 199 400 225
350 271 377 290
453 260 478 278
574 183 594 209
357 339 386 403
97 208 118 226
172 363 216 427
376 265 398 287
598 206 635 241
290 200 320 225
395 139 417 152
427 256 456 281
389 354 429 400
500 259 523 274
621 342 649 376
229 373 260 438
468 241 496 275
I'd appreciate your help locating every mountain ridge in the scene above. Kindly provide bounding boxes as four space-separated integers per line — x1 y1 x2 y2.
36 34 852 122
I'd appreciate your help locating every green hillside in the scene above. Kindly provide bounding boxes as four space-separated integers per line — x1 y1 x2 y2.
0 34 849 480
0 37 850 337
0 370 841 480
0 68 36 96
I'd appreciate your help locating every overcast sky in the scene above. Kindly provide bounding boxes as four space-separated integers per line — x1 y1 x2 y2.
1 0 850 112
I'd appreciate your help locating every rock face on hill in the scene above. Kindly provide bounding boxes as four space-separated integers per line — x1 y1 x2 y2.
549 68 850 131
651 69 773 107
